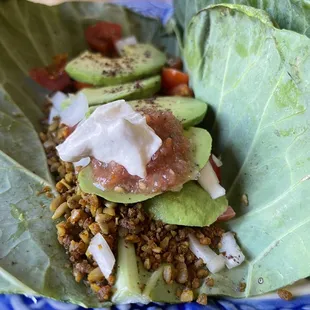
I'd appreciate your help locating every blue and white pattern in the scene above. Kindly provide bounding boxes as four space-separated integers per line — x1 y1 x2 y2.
110 0 173 24
1 0 310 309
2 292 310 310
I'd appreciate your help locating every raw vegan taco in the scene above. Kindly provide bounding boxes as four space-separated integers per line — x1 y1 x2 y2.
0 0 310 307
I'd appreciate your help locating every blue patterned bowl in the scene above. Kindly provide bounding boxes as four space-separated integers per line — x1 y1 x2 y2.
1 279 310 310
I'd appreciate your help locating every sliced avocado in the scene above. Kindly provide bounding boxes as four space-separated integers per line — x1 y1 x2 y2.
78 166 158 204
185 127 212 170
145 266 180 303
129 97 207 128
112 238 149 304
78 127 212 203
65 44 166 86
113 238 180 303
88 96 208 128
61 76 161 109
144 181 228 227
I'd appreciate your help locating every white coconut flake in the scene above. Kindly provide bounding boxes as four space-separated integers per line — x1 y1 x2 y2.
189 234 225 274
198 161 226 199
60 92 89 127
88 233 115 279
219 232 245 269
115 36 138 55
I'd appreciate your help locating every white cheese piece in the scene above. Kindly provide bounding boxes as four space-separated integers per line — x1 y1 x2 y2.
56 100 162 178
198 160 226 199
88 233 115 279
219 232 245 269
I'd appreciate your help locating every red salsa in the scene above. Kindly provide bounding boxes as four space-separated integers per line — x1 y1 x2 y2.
91 110 197 194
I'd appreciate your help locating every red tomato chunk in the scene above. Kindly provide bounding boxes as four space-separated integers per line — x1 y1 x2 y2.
29 54 71 91
85 22 122 56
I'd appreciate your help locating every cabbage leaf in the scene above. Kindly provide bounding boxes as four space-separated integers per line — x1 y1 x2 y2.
0 0 176 306
184 4 310 296
175 0 310 48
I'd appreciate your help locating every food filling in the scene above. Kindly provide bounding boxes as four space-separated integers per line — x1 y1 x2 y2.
42 104 242 304
35 20 244 306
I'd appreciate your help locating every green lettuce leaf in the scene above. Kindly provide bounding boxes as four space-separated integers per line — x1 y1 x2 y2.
175 0 310 48
184 4 310 296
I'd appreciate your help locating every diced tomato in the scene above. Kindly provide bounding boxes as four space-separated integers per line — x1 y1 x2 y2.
166 57 183 70
74 81 93 90
85 22 122 56
166 84 194 97
161 68 189 90
209 155 221 182
217 206 236 222
29 54 71 91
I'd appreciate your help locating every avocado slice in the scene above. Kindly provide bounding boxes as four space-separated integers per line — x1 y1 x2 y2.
113 238 180 304
61 76 161 109
144 182 228 227
65 44 166 86
88 97 208 128
78 127 211 203
112 238 149 304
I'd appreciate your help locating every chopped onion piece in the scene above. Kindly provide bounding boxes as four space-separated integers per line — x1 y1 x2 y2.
198 161 226 199
219 232 245 269
211 154 223 167
60 92 88 127
73 157 90 169
115 36 138 55
88 233 115 278
47 91 68 124
48 107 60 124
49 91 67 111
189 234 225 274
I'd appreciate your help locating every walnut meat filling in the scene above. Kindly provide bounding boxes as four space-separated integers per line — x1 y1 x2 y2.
43 116 230 303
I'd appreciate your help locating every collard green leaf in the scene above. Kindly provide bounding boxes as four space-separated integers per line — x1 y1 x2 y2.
0 151 108 307
0 91 52 182
175 0 310 48
0 0 178 306
184 4 310 296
